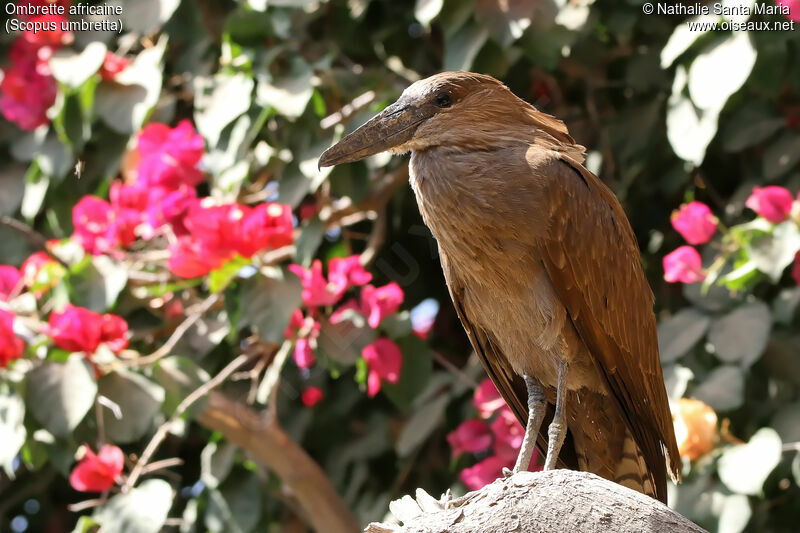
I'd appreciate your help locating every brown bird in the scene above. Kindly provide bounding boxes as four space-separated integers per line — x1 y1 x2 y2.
319 72 681 503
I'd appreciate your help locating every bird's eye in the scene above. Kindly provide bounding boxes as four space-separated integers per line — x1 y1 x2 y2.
434 92 452 108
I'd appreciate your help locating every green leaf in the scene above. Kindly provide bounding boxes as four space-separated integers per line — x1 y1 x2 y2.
396 394 448 457
707 301 771 367
666 67 720 166
69 255 129 313
293 217 325 268
95 40 165 133
746 220 800 283
763 132 800 180
256 57 314 118
444 22 489 72
657 308 710 363
122 0 180 33
71 516 101 533
415 0 443 26
209 256 251 294
717 494 752 533
0 162 26 216
238 267 303 344
98 370 165 443
688 32 756 112
27 357 97 438
660 12 714 68
317 314 376 366
475 0 535 45
381 336 433 411
204 472 262 533
0 387 26 476
773 287 800 326
21 162 49 221
93 478 173 533
718 428 782 496
722 103 785 152
693 365 744 412
195 73 255 148
50 42 107 89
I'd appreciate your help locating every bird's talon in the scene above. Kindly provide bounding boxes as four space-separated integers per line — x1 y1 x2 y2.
502 467 514 478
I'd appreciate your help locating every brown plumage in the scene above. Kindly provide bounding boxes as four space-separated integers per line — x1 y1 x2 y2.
319 72 681 503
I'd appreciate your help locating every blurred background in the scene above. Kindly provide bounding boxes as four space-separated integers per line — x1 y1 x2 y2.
1 0 800 532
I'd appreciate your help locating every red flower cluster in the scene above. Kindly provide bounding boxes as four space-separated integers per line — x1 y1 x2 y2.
448 379 540 490
0 1 72 130
169 201 293 278
0 309 25 368
69 444 124 493
287 255 406 398
46 303 128 355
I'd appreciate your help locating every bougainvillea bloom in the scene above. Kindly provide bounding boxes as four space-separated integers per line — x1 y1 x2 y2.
459 455 510 491
671 201 717 245
673 398 717 461
361 338 403 397
233 203 294 257
72 196 138 255
167 237 219 279
745 186 794 223
447 419 492 457
0 265 22 301
473 378 505 419
360 282 404 328
289 260 340 307
47 304 128 355
0 43 57 130
294 337 316 369
663 246 705 284
0 309 25 368
136 121 205 190
69 445 124 493
301 386 324 407
776 0 800 22
490 407 525 462
99 51 131 81
328 255 372 298
21 252 59 296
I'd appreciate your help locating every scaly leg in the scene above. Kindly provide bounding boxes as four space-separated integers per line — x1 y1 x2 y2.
512 375 547 473
544 360 569 471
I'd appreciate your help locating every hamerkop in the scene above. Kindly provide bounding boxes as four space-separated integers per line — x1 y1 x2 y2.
319 71 681 503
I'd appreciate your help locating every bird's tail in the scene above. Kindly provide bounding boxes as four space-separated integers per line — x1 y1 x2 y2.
613 428 659 501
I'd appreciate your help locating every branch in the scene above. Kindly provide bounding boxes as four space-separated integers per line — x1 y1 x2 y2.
196 391 361 533
0 215 69 268
367 470 706 533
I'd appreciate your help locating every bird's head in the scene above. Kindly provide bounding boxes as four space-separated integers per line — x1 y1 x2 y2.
319 71 531 168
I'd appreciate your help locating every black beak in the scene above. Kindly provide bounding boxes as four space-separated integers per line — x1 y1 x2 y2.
318 99 432 168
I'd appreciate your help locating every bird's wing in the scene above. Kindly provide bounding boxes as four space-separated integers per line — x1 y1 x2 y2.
439 250 577 470
536 152 682 500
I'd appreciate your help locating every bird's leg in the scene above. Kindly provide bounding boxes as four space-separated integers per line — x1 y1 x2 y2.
544 359 569 471
510 375 547 474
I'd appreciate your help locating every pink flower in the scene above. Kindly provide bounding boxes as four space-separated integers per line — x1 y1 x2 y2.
328 256 372 298
289 260 339 307
99 51 130 81
447 419 492 457
100 314 129 353
142 185 197 237
47 304 128 356
301 386 324 407
360 282 404 328
167 236 224 279
182 203 242 258
284 309 305 338
69 444 124 493
0 42 57 130
294 337 316 369
671 201 717 245
361 338 403 397
233 203 294 257
745 186 794 223
459 455 511 491
0 265 22 301
473 379 505 419
136 121 205 190
72 196 137 255
491 407 525 462
0 310 25 368
776 0 800 22
329 299 361 324
663 246 705 284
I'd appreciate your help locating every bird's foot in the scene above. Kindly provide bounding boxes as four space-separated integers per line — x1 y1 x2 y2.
502 467 514 478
